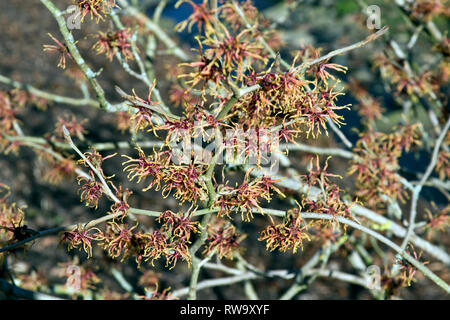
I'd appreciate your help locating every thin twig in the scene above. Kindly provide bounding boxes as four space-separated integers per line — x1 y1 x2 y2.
400 117 450 251
294 26 389 73
117 0 191 61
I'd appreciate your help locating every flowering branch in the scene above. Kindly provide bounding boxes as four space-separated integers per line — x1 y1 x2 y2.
2 0 447 300
249 168 450 265
40 0 111 110
400 118 450 251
